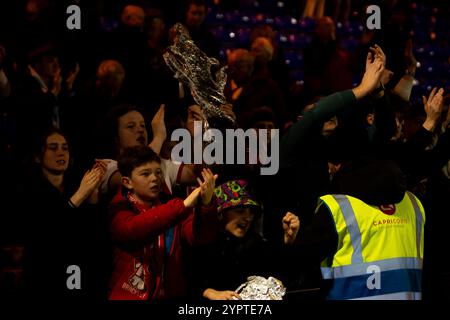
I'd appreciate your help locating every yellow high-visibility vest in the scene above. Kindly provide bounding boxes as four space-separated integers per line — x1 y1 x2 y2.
319 191 425 300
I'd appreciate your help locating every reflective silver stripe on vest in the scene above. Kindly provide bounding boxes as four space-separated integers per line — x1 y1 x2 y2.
351 291 422 300
321 257 423 279
332 195 363 264
406 191 423 259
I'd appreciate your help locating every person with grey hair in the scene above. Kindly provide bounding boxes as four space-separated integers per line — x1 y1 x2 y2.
226 48 287 130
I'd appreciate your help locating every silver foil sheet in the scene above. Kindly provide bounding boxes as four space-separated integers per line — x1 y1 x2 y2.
235 276 286 300
163 23 234 126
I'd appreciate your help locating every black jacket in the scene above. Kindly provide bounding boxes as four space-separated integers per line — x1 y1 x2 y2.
22 170 110 300
191 229 296 298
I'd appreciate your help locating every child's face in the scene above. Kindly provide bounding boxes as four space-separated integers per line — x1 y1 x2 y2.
118 111 148 151
223 207 255 238
125 161 163 203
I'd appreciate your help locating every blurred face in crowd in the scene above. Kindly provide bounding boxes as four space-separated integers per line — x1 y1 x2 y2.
121 5 145 30
37 133 69 174
228 49 254 86
25 0 49 22
96 60 125 97
186 104 205 138
123 161 163 204
147 16 166 47
186 4 206 29
251 37 274 63
35 55 60 80
117 111 148 152
392 114 405 141
222 207 255 238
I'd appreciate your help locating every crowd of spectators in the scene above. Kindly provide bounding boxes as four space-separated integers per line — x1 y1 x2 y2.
0 0 449 301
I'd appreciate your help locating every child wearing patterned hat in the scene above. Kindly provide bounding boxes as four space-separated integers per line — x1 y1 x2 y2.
214 180 262 239
192 179 300 300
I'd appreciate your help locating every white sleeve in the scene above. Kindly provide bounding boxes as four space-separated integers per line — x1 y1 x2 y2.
99 159 119 195
160 158 182 194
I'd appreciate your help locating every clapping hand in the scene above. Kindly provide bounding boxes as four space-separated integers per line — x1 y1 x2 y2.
71 160 107 207
197 168 218 206
183 168 218 208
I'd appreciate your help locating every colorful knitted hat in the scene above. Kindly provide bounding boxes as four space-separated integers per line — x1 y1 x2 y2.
214 180 260 214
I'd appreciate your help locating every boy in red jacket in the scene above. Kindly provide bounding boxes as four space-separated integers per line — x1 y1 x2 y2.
108 146 218 300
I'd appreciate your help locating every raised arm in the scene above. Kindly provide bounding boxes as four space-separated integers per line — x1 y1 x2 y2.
281 45 386 164
392 39 417 101
110 198 189 244
148 104 167 155
182 168 220 246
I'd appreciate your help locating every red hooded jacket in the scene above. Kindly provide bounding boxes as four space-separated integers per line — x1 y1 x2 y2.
108 188 218 300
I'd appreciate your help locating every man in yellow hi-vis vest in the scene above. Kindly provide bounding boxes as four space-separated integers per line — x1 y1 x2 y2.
317 158 425 300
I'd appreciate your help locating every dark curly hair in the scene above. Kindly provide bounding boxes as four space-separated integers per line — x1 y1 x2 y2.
118 146 161 178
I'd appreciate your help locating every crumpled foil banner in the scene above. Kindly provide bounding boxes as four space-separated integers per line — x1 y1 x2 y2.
235 276 286 300
163 23 234 129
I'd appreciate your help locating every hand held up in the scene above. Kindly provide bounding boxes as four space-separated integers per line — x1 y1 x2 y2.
422 87 444 132
282 212 300 245
196 168 218 206
353 45 386 100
